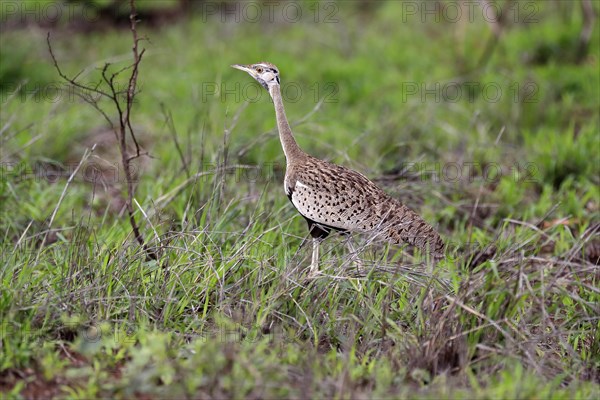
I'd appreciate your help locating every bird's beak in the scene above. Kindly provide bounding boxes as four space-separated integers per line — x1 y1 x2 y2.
231 64 254 76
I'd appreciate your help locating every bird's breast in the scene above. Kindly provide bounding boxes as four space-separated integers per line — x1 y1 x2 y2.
287 178 375 232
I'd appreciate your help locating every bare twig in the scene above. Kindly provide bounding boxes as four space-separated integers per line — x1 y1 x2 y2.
124 0 147 159
46 0 156 260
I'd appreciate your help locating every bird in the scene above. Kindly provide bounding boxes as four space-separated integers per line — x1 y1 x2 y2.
231 62 445 274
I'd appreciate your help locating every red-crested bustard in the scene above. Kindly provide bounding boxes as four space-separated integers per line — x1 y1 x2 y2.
232 62 445 274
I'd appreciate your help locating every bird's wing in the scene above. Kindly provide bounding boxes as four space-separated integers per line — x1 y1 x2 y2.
285 157 445 256
286 159 387 232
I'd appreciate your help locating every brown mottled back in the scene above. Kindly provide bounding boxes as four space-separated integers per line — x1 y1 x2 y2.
286 155 445 257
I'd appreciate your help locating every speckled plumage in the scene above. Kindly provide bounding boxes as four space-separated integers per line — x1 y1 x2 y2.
286 154 445 256
232 62 445 271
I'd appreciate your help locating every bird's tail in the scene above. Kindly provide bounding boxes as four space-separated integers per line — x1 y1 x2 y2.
381 201 446 258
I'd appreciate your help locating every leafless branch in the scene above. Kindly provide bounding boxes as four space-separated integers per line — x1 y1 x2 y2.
46 0 156 260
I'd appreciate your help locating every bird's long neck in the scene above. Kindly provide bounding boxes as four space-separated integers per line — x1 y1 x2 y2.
269 84 303 162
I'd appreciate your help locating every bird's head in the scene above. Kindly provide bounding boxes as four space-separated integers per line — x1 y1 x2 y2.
231 62 280 90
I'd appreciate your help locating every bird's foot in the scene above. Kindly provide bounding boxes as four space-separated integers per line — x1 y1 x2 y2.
306 264 323 280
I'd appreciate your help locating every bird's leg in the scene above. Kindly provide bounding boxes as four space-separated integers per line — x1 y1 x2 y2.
309 238 320 276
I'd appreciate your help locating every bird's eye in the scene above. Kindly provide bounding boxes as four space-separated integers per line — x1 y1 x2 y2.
256 67 263 73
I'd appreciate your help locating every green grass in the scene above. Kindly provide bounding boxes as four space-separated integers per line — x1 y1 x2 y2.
1 0 599 398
